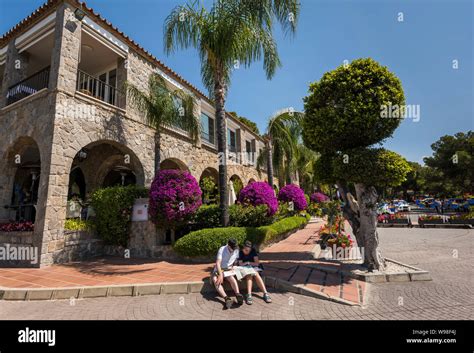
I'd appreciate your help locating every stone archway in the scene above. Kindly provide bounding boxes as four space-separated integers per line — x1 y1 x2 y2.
248 178 256 185
160 158 189 171
230 174 244 200
0 137 41 222
67 140 145 201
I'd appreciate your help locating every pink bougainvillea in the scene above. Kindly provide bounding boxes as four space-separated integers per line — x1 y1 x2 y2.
310 192 330 203
238 181 278 216
149 169 202 227
278 184 308 211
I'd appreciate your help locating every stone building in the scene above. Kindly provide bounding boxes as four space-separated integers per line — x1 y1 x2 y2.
0 0 267 266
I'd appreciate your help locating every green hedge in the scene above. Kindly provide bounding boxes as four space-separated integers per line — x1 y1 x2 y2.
173 214 310 258
90 185 148 246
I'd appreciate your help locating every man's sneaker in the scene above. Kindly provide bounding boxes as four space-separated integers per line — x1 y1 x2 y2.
263 293 272 303
224 296 233 309
236 293 244 305
245 293 253 305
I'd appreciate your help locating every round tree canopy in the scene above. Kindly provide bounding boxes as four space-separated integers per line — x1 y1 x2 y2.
330 148 412 187
303 58 405 153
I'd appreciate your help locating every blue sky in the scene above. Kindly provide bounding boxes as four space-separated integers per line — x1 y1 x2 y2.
1 0 472 163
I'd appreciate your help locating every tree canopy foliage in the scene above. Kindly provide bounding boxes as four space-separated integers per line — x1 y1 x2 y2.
303 58 405 154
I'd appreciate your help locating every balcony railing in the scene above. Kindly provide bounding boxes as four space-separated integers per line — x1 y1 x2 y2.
76 70 121 107
6 66 50 106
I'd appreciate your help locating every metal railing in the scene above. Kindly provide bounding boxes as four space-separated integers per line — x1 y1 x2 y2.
76 70 120 107
6 66 50 106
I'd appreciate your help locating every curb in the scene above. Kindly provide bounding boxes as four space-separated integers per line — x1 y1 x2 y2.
0 281 215 301
303 259 432 283
265 276 359 306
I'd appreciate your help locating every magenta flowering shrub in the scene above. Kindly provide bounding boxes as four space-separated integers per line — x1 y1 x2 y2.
310 192 329 203
149 169 202 227
238 181 278 216
278 184 308 211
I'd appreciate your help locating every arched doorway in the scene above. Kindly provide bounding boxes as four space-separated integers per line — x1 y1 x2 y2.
68 167 86 200
248 178 256 185
229 174 244 200
5 137 41 222
66 141 145 218
199 167 218 204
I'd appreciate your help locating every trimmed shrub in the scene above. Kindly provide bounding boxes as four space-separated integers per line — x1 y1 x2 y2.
173 215 309 258
229 204 273 227
192 204 273 229
90 185 148 246
278 184 308 211
149 169 202 228
238 181 278 216
192 204 221 229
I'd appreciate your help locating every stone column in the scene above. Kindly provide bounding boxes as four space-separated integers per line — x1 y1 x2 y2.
0 41 30 108
116 57 127 109
49 3 82 94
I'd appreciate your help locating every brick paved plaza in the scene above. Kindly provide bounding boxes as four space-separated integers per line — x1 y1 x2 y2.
1 226 472 320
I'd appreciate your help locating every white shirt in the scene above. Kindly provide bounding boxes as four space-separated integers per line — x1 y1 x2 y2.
216 245 239 270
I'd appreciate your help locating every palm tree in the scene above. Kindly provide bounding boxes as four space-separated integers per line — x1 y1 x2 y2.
125 74 200 175
164 0 300 226
257 108 304 188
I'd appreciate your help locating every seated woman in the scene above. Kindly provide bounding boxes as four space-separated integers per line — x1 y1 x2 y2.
238 241 272 305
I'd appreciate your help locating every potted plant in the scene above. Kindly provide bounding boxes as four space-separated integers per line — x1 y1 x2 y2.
327 233 354 259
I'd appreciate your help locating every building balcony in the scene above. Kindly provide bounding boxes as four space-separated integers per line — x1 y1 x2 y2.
6 66 50 106
76 69 122 107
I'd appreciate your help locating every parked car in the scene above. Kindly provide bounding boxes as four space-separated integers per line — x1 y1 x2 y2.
377 203 395 215
395 200 411 212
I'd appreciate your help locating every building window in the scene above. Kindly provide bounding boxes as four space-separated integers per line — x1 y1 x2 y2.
201 113 215 144
246 140 255 163
228 129 236 153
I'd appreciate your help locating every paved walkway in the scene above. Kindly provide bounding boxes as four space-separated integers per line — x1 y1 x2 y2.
260 221 365 304
1 227 472 320
0 219 365 305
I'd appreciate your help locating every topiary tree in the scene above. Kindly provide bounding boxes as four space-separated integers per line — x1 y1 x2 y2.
149 170 202 228
238 181 278 216
278 184 308 211
303 58 411 271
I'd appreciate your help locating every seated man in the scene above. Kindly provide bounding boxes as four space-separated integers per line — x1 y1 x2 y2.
211 238 244 309
238 241 272 305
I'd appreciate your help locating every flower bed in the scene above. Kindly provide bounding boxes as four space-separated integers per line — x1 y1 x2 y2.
418 215 444 227
448 214 474 225
378 213 410 226
0 221 34 232
173 215 310 258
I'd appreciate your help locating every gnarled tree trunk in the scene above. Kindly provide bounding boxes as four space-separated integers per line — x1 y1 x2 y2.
355 183 385 271
336 181 363 247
